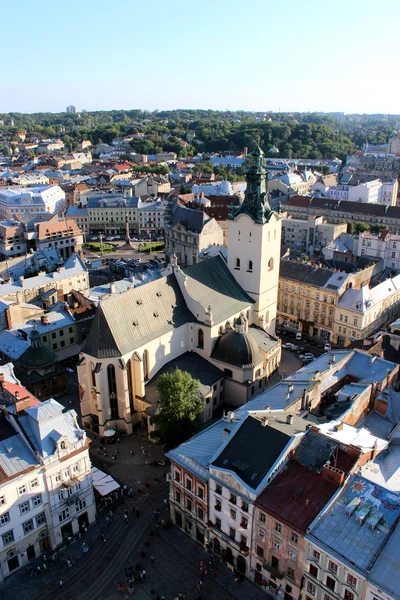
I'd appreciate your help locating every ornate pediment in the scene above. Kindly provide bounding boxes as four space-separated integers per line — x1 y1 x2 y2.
214 470 244 494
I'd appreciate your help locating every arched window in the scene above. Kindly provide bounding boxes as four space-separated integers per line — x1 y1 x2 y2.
143 350 149 381
107 364 119 419
235 258 240 269
248 260 253 272
198 328 204 349
268 257 274 271
126 359 134 417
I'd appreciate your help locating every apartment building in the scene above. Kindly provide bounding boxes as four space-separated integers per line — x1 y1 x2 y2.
36 216 83 259
281 196 400 234
0 221 27 258
251 429 360 599
166 350 399 587
65 205 89 235
137 198 168 235
327 180 385 205
304 475 400 600
0 374 96 582
0 253 89 304
0 185 66 221
354 231 400 272
164 201 223 266
277 260 351 341
87 195 138 234
282 216 347 257
278 258 400 345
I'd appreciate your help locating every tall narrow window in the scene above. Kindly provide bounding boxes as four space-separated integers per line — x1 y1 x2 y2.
198 329 204 349
91 362 96 387
268 257 274 271
248 260 253 272
143 350 149 381
235 258 240 269
126 359 134 417
107 364 119 419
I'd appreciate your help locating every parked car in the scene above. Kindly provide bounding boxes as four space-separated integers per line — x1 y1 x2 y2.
282 343 293 350
295 332 302 341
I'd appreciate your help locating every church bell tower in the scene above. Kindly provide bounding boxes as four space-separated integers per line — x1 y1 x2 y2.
227 146 282 333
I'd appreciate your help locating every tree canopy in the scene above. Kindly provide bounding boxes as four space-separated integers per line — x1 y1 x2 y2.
151 368 203 450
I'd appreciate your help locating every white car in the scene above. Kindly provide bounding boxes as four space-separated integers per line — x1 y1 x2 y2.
282 343 294 350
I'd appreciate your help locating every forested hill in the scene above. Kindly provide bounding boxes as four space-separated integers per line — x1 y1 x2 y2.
1 110 398 160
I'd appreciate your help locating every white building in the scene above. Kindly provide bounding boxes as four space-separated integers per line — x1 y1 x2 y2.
327 180 397 206
0 371 96 582
0 186 66 221
137 198 168 235
355 231 400 272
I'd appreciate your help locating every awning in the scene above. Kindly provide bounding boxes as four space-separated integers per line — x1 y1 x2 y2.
91 467 120 497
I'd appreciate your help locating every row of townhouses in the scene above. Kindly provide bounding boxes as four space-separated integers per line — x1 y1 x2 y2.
166 350 400 600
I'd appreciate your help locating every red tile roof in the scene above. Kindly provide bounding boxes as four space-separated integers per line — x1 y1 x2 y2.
2 382 39 406
255 461 338 534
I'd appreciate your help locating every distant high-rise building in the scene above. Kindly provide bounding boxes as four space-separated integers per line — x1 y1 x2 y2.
66 105 76 113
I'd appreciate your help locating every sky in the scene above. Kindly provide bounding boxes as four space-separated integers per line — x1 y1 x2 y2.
1 0 399 115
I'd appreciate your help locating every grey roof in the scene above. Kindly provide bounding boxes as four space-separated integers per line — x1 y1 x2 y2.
211 329 262 368
361 445 400 492
295 429 338 472
170 201 209 233
20 399 84 458
368 521 400 599
0 253 86 298
248 325 280 354
0 416 39 478
212 414 292 490
308 474 400 574
182 255 254 324
144 352 224 405
83 274 194 358
280 259 334 287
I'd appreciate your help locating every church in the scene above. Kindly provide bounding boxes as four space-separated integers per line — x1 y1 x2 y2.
77 147 283 435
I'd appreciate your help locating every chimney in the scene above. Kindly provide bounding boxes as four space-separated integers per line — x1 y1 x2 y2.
301 388 307 410
372 439 379 460
334 422 344 431
286 414 294 425
321 463 345 487
261 417 269 427
110 282 117 294
19 275 24 286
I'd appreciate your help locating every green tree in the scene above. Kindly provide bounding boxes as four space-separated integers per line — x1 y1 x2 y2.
347 222 354 234
354 222 369 233
151 368 203 450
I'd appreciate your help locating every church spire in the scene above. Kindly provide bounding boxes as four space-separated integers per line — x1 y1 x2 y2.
229 145 272 224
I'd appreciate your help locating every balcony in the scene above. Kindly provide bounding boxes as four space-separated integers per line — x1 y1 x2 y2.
263 562 285 580
210 522 249 556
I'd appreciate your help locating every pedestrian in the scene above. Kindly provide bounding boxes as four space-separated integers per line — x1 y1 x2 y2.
36 565 41 575
108 509 113 519
116 448 120 456
59 579 63 587
150 555 154 564
67 559 72 568
106 515 110 526
43 562 47 571
142 568 146 579
100 533 106 543
130 450 134 457
84 525 88 535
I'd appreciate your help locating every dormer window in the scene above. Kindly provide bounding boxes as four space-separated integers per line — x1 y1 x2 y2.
60 441 66 450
